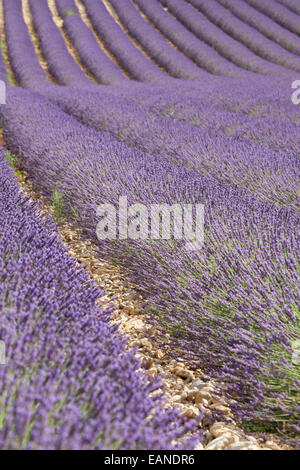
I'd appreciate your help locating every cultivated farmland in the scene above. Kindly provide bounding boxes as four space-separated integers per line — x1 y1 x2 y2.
0 0 299 451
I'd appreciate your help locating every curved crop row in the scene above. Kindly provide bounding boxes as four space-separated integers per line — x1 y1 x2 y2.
1 0 299 446
3 0 49 88
156 0 295 76
103 75 300 124
246 0 300 36
0 36 8 83
108 0 210 79
44 84 300 212
217 0 300 57
28 0 91 87
277 0 300 15
0 148 199 449
82 0 167 82
1 87 299 437
141 81 300 159
188 0 300 74
95 77 300 158
132 0 252 78
55 0 126 85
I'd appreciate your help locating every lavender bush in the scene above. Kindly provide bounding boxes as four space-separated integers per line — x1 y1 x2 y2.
55 0 126 85
0 149 200 449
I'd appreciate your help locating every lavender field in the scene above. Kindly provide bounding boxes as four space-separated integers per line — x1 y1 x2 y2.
0 0 299 451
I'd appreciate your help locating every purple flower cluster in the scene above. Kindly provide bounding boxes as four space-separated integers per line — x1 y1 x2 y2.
55 0 126 85
0 148 200 449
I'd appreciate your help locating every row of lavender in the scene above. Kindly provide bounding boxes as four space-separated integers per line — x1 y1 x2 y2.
0 85 298 440
58 0 167 83
5 0 300 130
28 0 92 88
106 0 233 78
106 0 209 79
245 0 300 35
103 77 300 150
186 0 300 73
5 0 300 90
103 74 300 123
0 149 199 449
216 0 300 55
4 0 122 88
1 0 299 443
4 0 299 211
277 0 300 16
3 0 52 89
135 0 295 77
55 0 126 85
60 0 300 80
